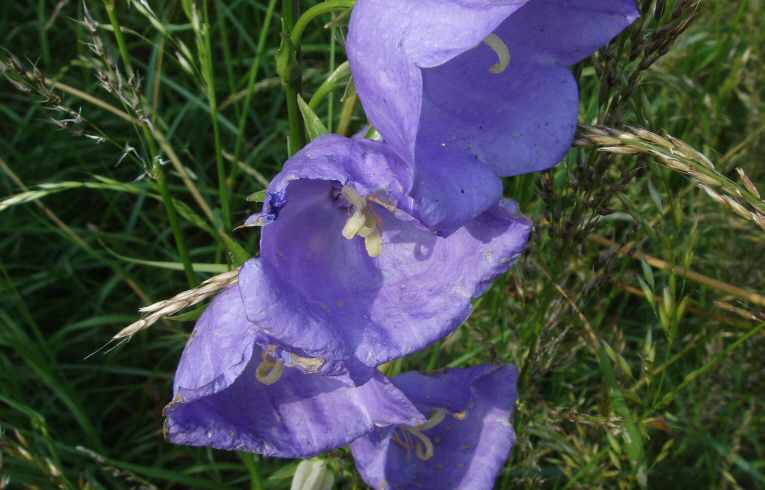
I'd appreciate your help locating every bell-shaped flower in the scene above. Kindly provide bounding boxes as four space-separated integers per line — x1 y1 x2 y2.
240 135 531 380
351 365 519 490
164 286 426 457
347 0 639 233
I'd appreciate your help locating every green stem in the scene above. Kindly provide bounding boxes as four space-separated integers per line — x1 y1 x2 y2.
102 0 197 286
336 82 357 136
239 453 264 490
308 61 350 110
103 0 134 77
290 0 355 48
280 0 356 153
202 0 232 230
37 0 51 67
327 14 337 131
285 83 305 156
282 0 305 156
232 0 278 168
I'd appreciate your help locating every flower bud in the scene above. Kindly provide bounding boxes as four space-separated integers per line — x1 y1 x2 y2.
290 458 335 490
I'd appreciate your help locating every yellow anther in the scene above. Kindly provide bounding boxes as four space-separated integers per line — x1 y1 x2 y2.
256 352 285 385
452 410 468 421
483 33 510 74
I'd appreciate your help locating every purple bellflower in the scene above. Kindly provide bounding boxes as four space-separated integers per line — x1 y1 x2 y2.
351 365 519 490
348 0 639 233
240 135 531 379
164 286 427 457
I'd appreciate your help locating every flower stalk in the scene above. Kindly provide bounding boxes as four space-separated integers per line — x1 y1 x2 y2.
279 0 305 155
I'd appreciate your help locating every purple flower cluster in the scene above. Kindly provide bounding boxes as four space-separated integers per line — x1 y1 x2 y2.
165 1 637 488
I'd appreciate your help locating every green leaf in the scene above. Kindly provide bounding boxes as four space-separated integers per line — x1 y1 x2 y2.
220 233 251 267
247 190 268 202
167 304 205 322
297 94 328 141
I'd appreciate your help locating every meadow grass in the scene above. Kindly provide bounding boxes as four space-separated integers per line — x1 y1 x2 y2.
1 0 764 488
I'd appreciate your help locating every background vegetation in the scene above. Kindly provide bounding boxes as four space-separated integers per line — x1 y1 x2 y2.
1 0 763 488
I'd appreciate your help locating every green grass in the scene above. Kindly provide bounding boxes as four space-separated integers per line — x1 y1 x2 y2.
1 0 764 488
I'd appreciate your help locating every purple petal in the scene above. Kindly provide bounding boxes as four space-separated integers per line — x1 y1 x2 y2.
166 287 424 457
409 143 504 236
240 185 531 374
172 286 261 402
348 0 638 229
497 0 640 65
245 135 414 228
351 366 520 490
417 43 579 178
348 0 531 164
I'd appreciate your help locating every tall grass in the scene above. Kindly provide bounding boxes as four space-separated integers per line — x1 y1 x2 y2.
1 0 763 488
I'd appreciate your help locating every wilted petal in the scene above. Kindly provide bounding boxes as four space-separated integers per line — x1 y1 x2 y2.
351 365 519 490
165 284 424 457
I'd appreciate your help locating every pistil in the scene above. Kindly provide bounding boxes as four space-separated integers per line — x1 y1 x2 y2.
483 33 510 74
256 347 285 385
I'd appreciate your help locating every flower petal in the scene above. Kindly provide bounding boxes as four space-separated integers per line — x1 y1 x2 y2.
417 42 579 177
172 286 260 403
348 0 638 229
351 365 519 490
497 0 640 66
246 135 413 228
348 0 531 164
240 194 531 374
409 143 504 236
166 290 425 457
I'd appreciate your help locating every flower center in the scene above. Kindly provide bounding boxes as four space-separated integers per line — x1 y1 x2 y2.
392 408 468 462
340 186 383 258
483 33 510 74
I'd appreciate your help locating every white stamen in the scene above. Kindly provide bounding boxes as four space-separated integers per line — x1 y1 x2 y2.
341 186 366 209
342 210 366 239
340 185 384 258
483 33 510 74
364 229 382 258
